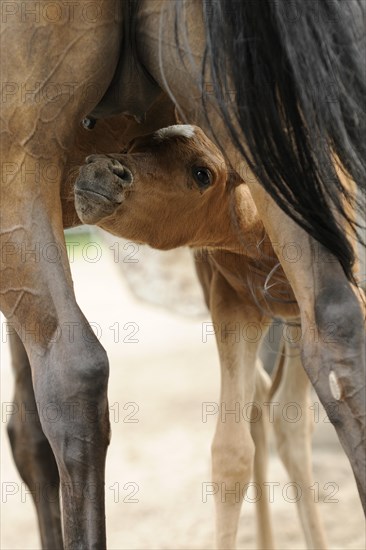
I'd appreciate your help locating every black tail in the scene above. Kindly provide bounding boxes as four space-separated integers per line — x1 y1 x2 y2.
203 0 366 281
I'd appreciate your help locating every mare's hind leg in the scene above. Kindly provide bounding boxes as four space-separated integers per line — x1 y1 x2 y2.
248 184 366 512
7 331 63 549
272 331 327 549
0 3 121 547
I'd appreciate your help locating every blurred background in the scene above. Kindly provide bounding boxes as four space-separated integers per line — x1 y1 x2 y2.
1 228 365 549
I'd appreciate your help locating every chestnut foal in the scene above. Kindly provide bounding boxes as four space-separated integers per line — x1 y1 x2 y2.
75 124 337 549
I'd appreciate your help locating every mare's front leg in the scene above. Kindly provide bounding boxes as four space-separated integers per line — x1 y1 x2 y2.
248 184 366 512
0 3 121 547
6 332 63 548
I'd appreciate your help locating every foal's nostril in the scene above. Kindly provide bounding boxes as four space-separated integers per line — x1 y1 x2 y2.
111 163 125 178
86 154 99 164
112 164 133 185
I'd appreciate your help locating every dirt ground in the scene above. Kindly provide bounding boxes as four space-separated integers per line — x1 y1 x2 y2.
1 234 365 549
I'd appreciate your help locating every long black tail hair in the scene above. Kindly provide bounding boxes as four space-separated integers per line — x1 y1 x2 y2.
202 0 366 281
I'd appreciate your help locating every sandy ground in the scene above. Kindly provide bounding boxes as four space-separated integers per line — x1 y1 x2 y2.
1 234 365 550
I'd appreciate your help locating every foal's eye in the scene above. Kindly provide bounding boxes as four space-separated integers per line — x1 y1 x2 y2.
193 167 212 189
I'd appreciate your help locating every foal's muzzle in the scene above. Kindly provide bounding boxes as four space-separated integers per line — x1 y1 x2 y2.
74 155 133 224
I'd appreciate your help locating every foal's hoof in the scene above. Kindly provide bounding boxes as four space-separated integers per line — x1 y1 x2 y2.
75 155 133 224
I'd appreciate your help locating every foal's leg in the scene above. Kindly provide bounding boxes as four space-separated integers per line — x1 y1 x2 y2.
209 272 267 549
7 331 63 549
251 360 275 550
0 3 121 547
272 333 327 549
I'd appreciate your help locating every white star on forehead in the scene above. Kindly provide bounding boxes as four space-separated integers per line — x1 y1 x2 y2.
154 125 195 141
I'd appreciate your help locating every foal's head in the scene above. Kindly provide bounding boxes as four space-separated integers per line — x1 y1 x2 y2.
75 125 255 250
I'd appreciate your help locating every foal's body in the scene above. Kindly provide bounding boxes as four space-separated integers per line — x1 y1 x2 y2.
73 124 336 548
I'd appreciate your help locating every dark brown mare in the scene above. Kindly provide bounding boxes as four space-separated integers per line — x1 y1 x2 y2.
1 1 365 548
